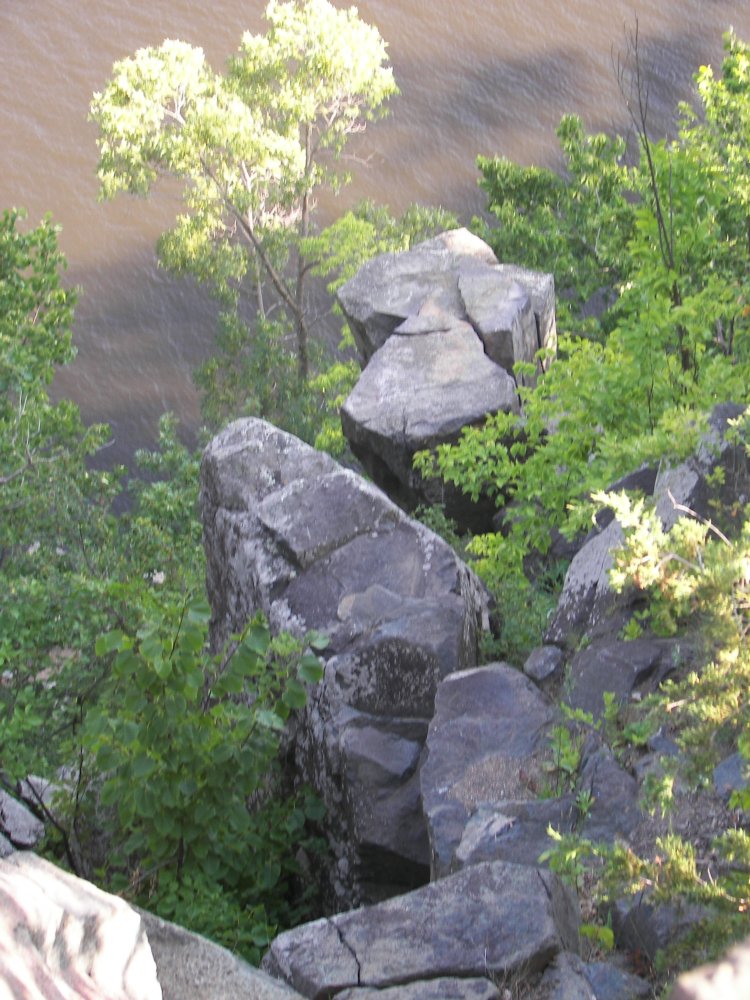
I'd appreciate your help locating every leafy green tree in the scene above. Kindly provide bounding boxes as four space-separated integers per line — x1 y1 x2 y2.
419 33 750 631
90 0 397 380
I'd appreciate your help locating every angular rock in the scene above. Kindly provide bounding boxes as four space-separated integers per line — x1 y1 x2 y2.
336 229 556 526
262 861 579 997
340 321 518 519
0 789 44 848
140 910 303 1000
335 978 500 999
576 736 643 842
201 418 489 908
545 519 625 647
337 228 499 362
524 645 565 685
0 851 161 1000
566 638 677 722
713 752 749 804
582 960 651 1000
547 404 748 649
420 664 556 877
537 952 596 1000
609 893 710 964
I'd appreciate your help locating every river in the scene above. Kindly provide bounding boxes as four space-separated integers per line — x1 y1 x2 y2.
2 0 749 467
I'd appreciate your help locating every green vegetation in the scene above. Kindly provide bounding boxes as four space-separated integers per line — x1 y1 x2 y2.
5 5 750 985
541 438 750 979
0 207 326 961
417 30 750 662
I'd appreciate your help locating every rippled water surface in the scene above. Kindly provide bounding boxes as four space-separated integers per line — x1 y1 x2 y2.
2 0 749 463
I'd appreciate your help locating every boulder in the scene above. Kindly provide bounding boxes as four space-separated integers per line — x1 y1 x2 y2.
140 910 303 1000
336 228 499 362
336 229 556 526
420 665 647 878
419 664 556 878
565 638 677 722
0 790 44 849
201 419 489 908
340 321 518 520
335 978 500 999
262 860 579 998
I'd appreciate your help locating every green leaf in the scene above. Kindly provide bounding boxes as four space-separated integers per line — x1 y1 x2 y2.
282 678 307 710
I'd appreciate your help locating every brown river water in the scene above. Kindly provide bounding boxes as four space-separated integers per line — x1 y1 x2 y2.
2 0 749 467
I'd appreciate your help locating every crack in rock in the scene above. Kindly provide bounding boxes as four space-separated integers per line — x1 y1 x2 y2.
329 917 362 988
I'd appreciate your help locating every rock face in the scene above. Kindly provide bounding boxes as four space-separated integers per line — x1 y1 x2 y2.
262 860 579 998
420 665 645 881
201 418 489 908
337 229 556 524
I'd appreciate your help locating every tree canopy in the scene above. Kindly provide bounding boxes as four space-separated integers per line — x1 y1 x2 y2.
90 0 398 378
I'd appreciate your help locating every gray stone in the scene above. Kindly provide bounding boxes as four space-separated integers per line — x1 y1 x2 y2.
201 418 489 907
459 273 537 372
545 519 624 647
262 861 580 997
524 645 565 684
0 833 12 859
713 752 749 804
336 978 501 999
577 737 643 842
547 404 748 649
340 321 518 516
566 638 676 722
337 228 499 362
336 229 556 526
140 909 303 1000
0 789 44 848
582 960 651 1000
0 851 161 1000
610 894 710 963
420 663 556 877
537 951 596 999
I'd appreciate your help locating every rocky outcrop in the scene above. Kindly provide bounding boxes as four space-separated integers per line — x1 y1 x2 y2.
201 418 489 908
337 229 556 525
262 860 579 997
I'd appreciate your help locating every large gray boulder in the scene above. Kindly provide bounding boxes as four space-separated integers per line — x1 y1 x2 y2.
340 321 518 517
262 860 579 998
140 910 302 1000
201 419 489 908
337 229 556 525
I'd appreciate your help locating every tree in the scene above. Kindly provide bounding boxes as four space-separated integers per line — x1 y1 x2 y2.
90 0 398 379
417 33 750 653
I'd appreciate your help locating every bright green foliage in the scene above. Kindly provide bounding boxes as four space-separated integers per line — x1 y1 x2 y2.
90 0 397 379
0 209 113 554
419 34 750 624
81 599 326 960
539 422 750 979
474 115 633 330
